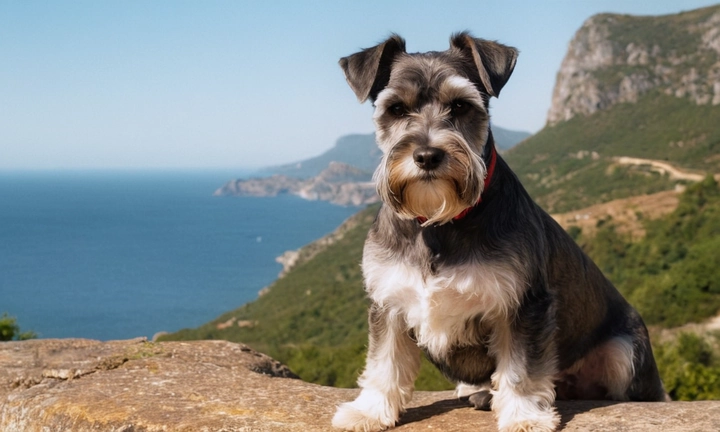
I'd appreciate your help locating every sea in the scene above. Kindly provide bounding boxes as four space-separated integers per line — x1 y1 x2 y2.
0 170 361 341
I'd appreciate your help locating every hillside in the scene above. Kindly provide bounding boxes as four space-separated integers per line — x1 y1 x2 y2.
505 91 720 212
509 4 720 213
264 134 381 179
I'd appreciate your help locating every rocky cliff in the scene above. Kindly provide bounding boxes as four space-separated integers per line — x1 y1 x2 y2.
214 161 379 206
547 5 720 125
2 338 720 432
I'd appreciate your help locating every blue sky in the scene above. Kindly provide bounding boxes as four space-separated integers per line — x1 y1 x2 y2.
1 1 718 170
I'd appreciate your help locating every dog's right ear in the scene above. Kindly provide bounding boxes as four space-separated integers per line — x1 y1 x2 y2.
339 34 406 103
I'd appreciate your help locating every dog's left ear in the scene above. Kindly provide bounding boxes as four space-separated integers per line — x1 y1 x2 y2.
450 33 518 98
339 34 407 103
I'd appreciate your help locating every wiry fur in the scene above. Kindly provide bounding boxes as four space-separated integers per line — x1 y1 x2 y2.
333 32 667 432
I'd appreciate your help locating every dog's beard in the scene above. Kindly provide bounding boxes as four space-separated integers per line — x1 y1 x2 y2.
376 141 485 226
400 179 468 225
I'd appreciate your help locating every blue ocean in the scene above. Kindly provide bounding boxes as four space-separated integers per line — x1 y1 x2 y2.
0 170 361 341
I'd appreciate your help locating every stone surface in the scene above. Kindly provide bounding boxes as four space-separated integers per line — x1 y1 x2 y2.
2 338 720 431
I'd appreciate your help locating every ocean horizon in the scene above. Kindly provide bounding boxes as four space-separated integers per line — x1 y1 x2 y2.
0 170 361 341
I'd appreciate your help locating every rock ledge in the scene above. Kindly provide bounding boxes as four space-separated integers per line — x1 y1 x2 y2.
1 338 718 431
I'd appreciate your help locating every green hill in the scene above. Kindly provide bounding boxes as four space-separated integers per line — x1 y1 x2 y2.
505 91 720 213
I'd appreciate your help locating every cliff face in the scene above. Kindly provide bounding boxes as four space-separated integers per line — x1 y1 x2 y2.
547 5 720 125
2 338 720 432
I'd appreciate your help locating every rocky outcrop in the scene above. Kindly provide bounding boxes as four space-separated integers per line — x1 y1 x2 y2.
2 338 720 431
214 174 299 197
296 162 377 205
215 162 379 206
547 5 720 125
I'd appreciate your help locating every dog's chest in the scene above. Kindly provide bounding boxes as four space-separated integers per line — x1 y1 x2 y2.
363 253 521 359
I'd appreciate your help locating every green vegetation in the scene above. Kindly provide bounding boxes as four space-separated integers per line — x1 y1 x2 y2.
654 332 720 401
581 177 720 327
504 91 720 212
599 6 719 58
0 313 37 341
575 177 720 400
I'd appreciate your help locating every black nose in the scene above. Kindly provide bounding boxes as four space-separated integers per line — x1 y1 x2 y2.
413 147 446 171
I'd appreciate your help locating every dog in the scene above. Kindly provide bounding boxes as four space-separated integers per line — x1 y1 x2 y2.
331 33 667 432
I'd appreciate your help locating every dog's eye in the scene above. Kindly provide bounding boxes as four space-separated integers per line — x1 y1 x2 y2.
450 100 471 117
388 103 408 117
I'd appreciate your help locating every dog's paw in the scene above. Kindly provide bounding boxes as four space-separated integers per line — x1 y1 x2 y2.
468 390 492 411
497 410 560 432
332 390 399 431
455 382 493 411
499 420 558 432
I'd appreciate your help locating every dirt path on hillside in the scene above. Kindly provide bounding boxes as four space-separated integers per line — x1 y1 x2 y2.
552 157 719 238
614 156 715 181
613 156 720 182
551 189 681 239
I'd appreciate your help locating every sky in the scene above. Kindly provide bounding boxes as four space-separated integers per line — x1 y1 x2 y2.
1 1 718 170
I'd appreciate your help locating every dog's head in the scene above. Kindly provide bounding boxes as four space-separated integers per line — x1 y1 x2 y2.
340 33 517 225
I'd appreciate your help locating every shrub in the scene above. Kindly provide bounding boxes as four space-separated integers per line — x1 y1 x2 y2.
654 332 720 400
0 313 37 341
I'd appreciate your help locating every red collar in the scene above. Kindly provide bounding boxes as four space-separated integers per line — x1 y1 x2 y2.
417 144 497 225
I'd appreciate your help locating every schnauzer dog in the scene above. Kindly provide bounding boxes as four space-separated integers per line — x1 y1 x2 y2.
332 33 667 432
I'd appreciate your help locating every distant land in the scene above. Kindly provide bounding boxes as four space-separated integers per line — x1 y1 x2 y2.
215 125 531 205
262 125 530 179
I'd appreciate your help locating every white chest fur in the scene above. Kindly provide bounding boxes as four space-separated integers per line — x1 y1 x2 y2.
362 255 523 360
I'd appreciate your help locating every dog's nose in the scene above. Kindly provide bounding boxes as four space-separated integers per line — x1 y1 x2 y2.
413 147 445 171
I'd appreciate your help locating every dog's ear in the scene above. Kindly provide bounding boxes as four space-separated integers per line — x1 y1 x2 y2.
450 32 518 98
339 34 406 103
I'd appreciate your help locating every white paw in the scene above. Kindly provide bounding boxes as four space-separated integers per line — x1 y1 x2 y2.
499 419 559 432
496 408 559 432
332 389 400 431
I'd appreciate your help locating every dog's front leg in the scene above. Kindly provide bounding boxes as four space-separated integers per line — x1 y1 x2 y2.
332 303 421 431
490 322 560 432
